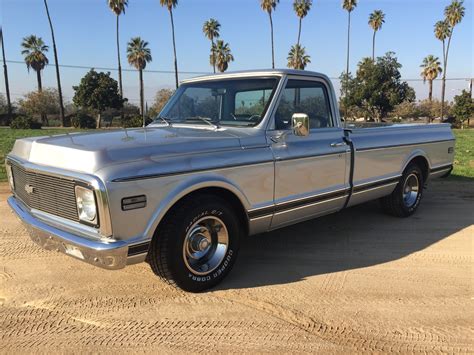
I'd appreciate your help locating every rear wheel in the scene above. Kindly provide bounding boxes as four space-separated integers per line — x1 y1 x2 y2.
381 163 424 217
148 194 241 292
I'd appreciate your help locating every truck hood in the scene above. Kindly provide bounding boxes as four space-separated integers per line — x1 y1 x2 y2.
10 126 243 174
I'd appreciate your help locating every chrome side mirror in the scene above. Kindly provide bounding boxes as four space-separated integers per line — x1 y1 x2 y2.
292 113 309 137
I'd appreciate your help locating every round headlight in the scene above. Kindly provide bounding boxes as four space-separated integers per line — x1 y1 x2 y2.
75 186 97 223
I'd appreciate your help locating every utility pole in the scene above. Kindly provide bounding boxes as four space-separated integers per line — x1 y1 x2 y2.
469 78 473 127
0 27 12 123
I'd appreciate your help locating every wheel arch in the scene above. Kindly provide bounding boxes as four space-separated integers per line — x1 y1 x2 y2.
143 175 251 240
402 150 431 183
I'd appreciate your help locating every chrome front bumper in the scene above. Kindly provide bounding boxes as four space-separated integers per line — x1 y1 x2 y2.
8 196 136 270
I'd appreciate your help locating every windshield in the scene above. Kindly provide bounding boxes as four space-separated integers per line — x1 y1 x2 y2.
155 77 279 127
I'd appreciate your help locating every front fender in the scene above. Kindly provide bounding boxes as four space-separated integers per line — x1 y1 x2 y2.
142 173 252 240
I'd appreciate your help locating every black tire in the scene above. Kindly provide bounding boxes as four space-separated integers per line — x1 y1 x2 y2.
380 163 424 217
147 194 241 292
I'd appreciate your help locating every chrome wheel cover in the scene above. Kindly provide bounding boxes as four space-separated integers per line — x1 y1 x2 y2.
403 173 420 208
183 216 229 275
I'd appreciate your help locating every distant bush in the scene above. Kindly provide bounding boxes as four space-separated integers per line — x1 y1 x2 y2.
121 115 152 128
148 89 174 118
451 90 473 129
10 116 42 129
18 88 60 126
71 111 96 129
0 113 13 126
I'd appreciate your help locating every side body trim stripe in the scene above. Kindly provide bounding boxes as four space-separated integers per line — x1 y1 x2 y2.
248 175 402 220
356 139 455 152
430 164 453 173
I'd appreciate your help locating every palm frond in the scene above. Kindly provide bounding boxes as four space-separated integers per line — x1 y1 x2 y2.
21 35 49 72
159 0 178 11
261 0 279 13
127 37 152 70
107 0 128 15
368 10 385 31
342 0 357 12
445 0 465 27
287 44 311 70
293 0 312 19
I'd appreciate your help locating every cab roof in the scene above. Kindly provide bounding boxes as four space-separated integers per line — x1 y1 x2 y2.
180 69 331 84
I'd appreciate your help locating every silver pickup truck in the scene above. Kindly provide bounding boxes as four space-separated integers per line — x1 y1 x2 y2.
6 69 454 292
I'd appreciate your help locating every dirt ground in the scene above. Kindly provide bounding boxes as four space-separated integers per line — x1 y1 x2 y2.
0 180 473 353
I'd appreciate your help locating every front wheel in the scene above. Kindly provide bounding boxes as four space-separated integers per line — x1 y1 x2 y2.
380 163 424 217
148 194 241 292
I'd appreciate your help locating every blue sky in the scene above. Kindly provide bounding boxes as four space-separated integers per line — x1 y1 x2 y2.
1 0 473 105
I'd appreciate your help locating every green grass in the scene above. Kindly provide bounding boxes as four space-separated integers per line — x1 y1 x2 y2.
0 128 472 182
451 129 474 180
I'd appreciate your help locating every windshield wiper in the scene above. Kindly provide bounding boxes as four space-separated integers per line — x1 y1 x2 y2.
157 116 172 126
191 116 220 130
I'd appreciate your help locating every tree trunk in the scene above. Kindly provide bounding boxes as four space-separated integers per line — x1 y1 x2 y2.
116 15 124 120
297 18 302 47
344 11 351 119
269 12 275 69
428 79 433 102
441 30 453 120
346 11 351 78
440 40 447 120
372 30 376 61
469 79 473 127
36 70 43 92
36 70 48 125
169 9 179 89
440 72 446 120
96 112 101 129
139 68 144 126
44 0 65 126
0 27 12 122
211 37 216 74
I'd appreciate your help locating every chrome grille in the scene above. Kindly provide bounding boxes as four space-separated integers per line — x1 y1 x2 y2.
10 163 79 222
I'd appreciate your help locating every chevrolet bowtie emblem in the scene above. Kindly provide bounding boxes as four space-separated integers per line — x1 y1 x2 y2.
24 184 35 194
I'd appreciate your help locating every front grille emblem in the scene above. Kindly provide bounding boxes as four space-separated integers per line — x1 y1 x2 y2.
24 184 35 194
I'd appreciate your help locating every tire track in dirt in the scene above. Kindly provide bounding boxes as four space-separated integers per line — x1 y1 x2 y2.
1 305 331 352
210 293 473 352
1 181 473 353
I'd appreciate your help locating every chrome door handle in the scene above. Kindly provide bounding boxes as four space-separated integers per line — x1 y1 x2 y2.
330 141 346 148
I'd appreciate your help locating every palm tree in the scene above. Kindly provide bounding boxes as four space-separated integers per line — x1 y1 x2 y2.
21 35 49 92
107 0 128 103
368 10 385 61
159 0 179 89
293 0 312 47
260 0 279 69
0 27 12 122
342 0 357 76
420 55 442 103
202 18 221 73
212 40 234 73
287 44 311 70
438 0 465 119
342 0 357 118
127 37 152 125
43 0 65 126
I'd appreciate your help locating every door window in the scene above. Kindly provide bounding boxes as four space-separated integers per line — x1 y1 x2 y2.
234 89 272 118
275 80 333 130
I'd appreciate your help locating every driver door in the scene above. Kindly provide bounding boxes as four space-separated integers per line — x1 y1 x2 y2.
269 77 350 229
